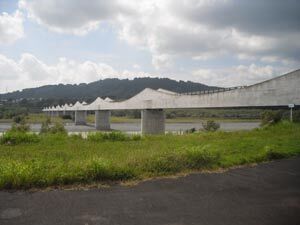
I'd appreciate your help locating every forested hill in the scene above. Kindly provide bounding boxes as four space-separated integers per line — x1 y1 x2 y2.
0 77 219 101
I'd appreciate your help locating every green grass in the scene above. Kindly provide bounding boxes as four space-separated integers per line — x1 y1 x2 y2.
0 121 299 189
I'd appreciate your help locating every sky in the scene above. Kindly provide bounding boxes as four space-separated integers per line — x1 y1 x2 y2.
0 0 299 93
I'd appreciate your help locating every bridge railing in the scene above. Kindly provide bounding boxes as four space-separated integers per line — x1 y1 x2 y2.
177 86 246 96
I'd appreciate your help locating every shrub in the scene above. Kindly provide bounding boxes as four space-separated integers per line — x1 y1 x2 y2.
185 127 197 134
0 131 40 145
202 120 220 132
144 154 184 174
87 131 129 142
293 110 300 123
87 159 135 180
131 134 142 141
49 122 67 134
10 121 30 133
166 112 176 119
40 117 51 134
87 132 105 142
13 115 25 124
264 146 287 160
260 111 282 126
69 133 83 140
61 115 72 120
186 146 221 169
107 131 128 141
40 120 67 135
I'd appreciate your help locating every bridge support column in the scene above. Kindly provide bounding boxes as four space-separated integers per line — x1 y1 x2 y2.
95 110 111 130
141 109 165 135
71 111 75 121
75 111 87 125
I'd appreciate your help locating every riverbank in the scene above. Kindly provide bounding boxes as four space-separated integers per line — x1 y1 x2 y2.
0 122 299 190
0 113 260 124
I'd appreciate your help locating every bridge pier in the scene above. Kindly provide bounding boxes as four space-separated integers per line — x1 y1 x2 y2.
71 111 75 121
75 111 87 125
141 109 165 135
95 110 111 130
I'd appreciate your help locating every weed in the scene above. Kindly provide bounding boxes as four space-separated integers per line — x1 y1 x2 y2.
0 122 299 189
0 131 40 145
202 120 220 132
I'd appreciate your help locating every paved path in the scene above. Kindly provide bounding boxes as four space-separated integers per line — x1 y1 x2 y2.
0 158 299 225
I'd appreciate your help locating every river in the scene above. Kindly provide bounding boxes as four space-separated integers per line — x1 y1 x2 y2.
0 122 260 133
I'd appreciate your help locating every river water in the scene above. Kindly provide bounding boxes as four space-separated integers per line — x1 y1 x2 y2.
0 122 260 133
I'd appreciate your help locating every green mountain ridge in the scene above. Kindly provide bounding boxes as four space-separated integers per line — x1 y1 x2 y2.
0 77 219 101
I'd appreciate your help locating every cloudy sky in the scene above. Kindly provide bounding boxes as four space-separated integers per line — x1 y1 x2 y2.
0 0 299 93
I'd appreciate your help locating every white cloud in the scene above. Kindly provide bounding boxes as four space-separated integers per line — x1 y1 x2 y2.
17 0 300 68
0 53 296 93
0 53 152 93
18 0 123 35
132 64 140 69
0 10 24 44
192 64 294 87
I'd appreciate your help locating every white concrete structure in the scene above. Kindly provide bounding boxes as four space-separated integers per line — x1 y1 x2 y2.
141 109 165 134
95 110 111 130
43 69 300 134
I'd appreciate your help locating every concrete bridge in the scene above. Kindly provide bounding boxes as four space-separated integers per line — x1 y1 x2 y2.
43 69 300 134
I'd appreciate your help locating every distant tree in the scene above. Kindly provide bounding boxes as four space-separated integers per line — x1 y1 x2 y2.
260 111 282 126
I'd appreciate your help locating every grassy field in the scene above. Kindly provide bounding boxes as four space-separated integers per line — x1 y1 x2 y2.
0 121 299 190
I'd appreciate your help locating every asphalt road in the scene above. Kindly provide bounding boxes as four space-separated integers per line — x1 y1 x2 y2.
0 157 299 225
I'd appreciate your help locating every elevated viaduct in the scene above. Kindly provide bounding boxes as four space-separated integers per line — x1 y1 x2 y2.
43 69 300 134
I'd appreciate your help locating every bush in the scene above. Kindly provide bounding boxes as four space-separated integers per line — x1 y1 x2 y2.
40 120 67 135
87 159 135 181
293 110 300 123
87 131 130 142
185 127 197 134
186 146 221 169
13 115 25 124
260 111 282 126
49 122 67 134
131 134 142 141
166 112 176 119
61 115 72 120
264 146 287 160
69 133 83 140
144 154 184 174
202 120 220 132
0 131 40 145
10 121 30 133
40 117 51 134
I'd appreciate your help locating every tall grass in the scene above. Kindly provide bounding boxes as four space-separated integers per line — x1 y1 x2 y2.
87 131 141 142
0 122 299 189
0 131 40 145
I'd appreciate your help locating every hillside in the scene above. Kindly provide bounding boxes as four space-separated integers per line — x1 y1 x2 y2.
0 77 218 101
